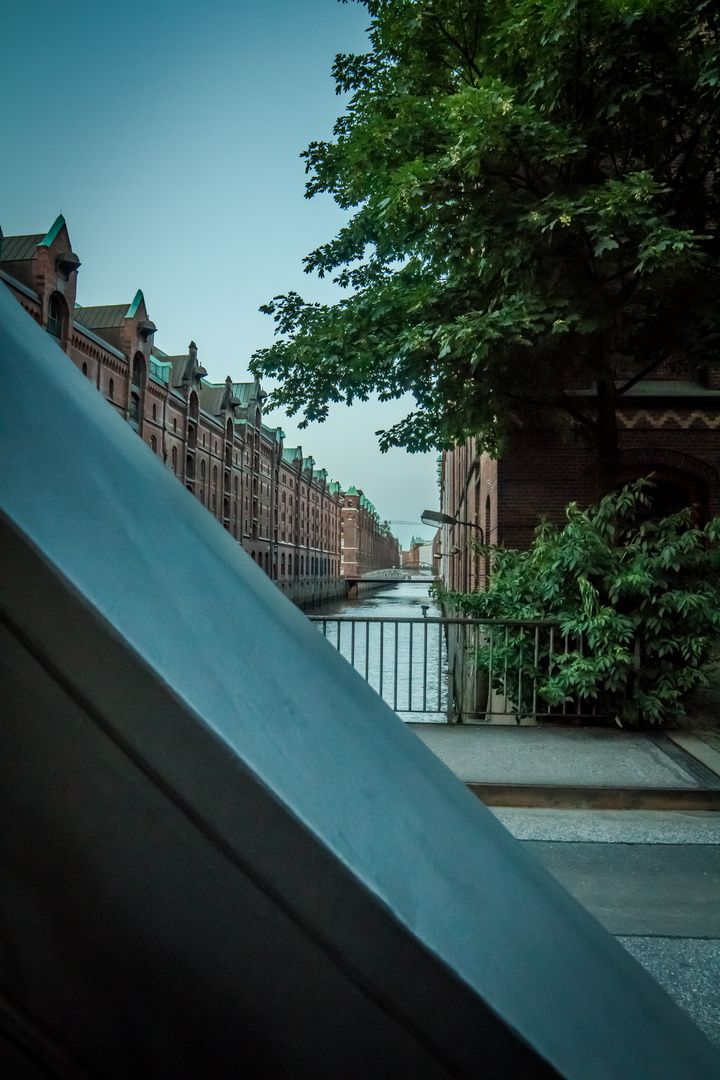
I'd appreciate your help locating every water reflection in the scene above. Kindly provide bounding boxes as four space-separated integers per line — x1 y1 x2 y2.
312 580 447 722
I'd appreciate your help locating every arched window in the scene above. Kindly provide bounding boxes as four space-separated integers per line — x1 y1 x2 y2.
187 422 197 449
150 435 157 453
264 552 270 574
200 460 206 482
46 293 66 339
129 393 140 423
213 465 218 488
82 362 88 377
109 379 114 400
132 354 145 388
152 403 157 421
172 446 178 473
189 393 199 421
186 455 195 479
281 553 286 577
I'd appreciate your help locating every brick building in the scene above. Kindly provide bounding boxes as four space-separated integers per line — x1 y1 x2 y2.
1 214 397 603
440 377 720 592
340 488 399 577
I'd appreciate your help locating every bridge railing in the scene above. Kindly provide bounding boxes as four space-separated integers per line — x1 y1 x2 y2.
308 615 598 723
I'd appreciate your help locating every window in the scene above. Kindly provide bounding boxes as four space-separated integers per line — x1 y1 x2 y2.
46 294 65 339
172 446 178 473
82 362 88 376
213 466 218 488
173 418 177 433
132 354 145 388
200 460 206 482
108 379 114 400
280 553 286 577
150 435 157 453
152 403 157 421
129 393 140 423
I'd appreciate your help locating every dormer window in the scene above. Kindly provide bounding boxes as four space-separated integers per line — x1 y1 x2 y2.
55 252 81 280
137 319 157 342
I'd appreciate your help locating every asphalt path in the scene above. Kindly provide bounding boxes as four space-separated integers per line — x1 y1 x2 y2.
493 809 720 1049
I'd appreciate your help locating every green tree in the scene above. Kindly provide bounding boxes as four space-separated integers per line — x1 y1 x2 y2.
252 0 720 492
444 480 720 726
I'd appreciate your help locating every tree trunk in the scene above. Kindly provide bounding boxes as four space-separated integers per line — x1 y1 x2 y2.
596 377 619 498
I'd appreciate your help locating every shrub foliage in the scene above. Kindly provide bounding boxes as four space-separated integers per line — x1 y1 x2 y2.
446 480 720 726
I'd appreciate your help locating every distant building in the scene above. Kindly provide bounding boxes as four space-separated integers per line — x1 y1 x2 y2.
0 214 397 604
340 488 398 577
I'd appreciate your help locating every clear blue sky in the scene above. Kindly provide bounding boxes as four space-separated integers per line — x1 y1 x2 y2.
0 0 439 548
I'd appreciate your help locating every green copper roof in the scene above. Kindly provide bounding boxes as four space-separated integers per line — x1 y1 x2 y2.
39 214 66 248
345 486 359 496
125 290 144 318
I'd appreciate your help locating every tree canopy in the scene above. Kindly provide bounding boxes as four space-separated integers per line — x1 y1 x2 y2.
251 0 720 487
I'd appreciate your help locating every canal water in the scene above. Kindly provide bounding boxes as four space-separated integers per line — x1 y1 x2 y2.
311 579 448 722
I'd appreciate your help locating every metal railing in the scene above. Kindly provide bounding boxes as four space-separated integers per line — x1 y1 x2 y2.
309 615 598 723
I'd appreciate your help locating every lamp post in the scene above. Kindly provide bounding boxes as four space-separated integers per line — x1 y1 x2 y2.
420 509 484 545
422 510 483 593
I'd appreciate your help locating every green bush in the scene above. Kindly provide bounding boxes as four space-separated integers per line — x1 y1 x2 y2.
444 480 720 727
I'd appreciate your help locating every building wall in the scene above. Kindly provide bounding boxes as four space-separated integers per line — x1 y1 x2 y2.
1 215 396 603
440 397 720 593
340 491 399 578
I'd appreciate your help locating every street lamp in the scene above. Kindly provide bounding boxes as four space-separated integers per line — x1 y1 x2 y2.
420 509 484 544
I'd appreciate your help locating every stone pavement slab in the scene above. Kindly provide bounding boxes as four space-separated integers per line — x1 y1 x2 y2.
618 937 720 1050
491 808 720 843
409 724 703 788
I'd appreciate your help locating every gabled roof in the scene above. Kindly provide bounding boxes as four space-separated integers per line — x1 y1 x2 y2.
73 290 145 332
1 233 45 262
0 214 68 263
283 447 303 464
198 384 226 416
345 486 359 497
38 214 67 248
73 304 129 331
232 384 255 407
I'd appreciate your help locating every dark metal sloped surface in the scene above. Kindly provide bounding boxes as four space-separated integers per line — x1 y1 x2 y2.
1 282 719 1078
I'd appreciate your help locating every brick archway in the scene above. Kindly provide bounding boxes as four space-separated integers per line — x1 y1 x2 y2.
616 448 717 522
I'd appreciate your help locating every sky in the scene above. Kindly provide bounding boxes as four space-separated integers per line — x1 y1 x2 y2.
0 0 439 549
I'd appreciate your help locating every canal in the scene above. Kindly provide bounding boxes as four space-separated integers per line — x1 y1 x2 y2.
311 578 448 722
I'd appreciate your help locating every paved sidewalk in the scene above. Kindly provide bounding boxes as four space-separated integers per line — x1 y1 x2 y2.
493 808 720 1049
407 724 720 1049
409 723 720 808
